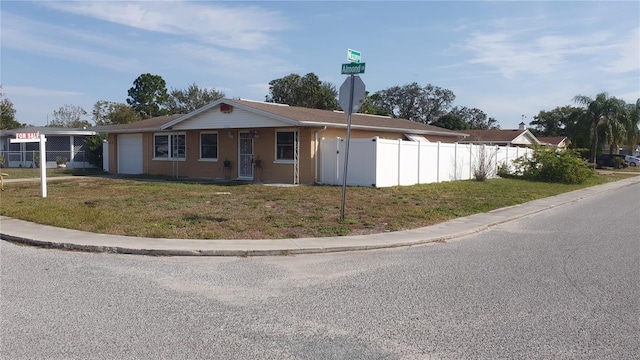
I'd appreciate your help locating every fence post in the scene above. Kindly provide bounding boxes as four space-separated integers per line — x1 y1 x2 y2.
454 142 458 180
336 138 341 184
397 139 402 186
469 144 473 180
417 141 422 184
436 141 441 183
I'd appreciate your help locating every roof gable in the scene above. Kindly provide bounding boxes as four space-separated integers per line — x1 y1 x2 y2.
538 136 568 147
163 99 297 131
461 129 540 145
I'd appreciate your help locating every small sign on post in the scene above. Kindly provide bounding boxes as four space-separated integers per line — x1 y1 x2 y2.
347 48 361 63
10 132 48 198
341 63 366 75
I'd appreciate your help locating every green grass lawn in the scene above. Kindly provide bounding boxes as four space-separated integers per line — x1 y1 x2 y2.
0 167 105 179
0 173 635 240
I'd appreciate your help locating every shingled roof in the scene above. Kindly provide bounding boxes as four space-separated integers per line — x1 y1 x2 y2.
230 99 464 136
102 99 468 138
161 99 468 137
102 114 184 133
459 129 541 146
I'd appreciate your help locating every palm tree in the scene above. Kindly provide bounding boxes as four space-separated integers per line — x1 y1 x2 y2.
624 99 640 153
573 92 628 163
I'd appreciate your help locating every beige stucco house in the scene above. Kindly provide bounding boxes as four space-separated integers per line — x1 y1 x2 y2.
105 98 468 184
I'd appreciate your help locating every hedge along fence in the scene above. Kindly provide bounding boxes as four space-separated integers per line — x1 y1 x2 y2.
319 137 533 188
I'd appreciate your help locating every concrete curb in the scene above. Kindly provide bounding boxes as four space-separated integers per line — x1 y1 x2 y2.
2 176 639 256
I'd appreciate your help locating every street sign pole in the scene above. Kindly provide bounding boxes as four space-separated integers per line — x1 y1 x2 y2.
340 74 356 221
338 49 366 222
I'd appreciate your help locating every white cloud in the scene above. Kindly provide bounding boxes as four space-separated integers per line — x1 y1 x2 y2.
2 14 142 72
463 29 620 79
604 27 640 74
247 83 271 97
3 85 84 98
458 9 638 82
42 1 290 51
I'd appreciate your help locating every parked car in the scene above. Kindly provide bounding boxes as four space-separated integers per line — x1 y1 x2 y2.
624 155 640 167
596 154 628 168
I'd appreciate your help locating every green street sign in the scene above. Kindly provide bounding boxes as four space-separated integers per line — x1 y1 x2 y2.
341 62 366 75
347 48 361 63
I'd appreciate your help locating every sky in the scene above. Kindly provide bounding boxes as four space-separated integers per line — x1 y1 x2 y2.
1 0 639 129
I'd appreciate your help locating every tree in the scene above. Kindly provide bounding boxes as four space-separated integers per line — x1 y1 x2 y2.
126 73 169 118
359 92 389 116
431 112 469 130
573 92 628 163
92 100 141 125
50 104 91 128
167 83 225 114
369 83 455 124
1 85 22 129
623 99 640 151
529 106 582 137
84 134 107 168
449 106 499 130
266 73 338 110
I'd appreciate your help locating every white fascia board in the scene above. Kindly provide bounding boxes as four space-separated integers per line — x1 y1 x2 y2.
513 130 541 145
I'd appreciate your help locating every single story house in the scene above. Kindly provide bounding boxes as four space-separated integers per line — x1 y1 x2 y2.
458 127 541 148
538 136 568 149
104 98 469 184
0 126 99 168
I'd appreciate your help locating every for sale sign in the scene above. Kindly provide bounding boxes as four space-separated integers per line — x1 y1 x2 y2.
12 132 41 143
9 131 48 197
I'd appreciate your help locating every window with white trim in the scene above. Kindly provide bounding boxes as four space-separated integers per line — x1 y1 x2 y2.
154 133 186 159
276 130 296 161
200 132 218 160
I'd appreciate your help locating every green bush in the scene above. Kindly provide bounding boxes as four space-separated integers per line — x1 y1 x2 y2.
84 134 107 169
612 156 626 169
501 147 596 184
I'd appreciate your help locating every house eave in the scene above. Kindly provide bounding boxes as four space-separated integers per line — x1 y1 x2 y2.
296 121 468 137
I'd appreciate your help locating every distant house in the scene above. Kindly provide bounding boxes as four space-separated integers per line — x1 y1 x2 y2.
538 136 568 149
458 128 541 148
0 127 99 168
103 98 468 184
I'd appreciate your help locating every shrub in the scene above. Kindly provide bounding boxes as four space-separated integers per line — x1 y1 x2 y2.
473 145 498 181
84 134 106 169
612 156 626 169
502 147 595 184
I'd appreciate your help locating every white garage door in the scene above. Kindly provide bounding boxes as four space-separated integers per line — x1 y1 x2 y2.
117 134 143 174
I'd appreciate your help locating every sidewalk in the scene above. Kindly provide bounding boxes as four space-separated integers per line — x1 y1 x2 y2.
2 176 639 256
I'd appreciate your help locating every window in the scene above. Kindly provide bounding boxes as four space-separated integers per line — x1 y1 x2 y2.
276 130 296 161
154 133 185 160
200 132 218 160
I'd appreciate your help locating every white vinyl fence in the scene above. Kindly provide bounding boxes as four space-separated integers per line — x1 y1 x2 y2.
319 137 532 187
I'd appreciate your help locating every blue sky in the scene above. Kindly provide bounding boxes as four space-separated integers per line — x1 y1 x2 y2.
2 1 639 129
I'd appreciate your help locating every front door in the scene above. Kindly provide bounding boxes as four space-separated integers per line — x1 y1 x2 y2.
238 132 253 179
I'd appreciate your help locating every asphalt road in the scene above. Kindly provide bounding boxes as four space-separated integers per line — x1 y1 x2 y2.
1 181 639 359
